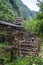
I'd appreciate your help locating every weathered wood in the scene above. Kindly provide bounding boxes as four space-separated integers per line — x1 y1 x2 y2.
0 20 41 58
18 40 40 57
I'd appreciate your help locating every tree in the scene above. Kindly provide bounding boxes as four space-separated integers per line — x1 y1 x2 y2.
0 0 22 23
23 0 43 36
37 0 43 13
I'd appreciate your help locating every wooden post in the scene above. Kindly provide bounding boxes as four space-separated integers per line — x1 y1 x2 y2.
18 40 21 57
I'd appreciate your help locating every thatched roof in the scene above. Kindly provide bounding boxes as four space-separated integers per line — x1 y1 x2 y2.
0 21 24 29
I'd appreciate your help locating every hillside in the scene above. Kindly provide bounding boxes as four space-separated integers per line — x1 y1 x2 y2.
0 0 21 23
18 0 36 20
0 0 36 22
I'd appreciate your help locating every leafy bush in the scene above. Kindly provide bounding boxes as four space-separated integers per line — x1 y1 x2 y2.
0 0 21 23
4 57 43 65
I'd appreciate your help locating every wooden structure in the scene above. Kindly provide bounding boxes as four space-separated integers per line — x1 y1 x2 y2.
18 38 40 57
0 18 40 61
16 17 22 24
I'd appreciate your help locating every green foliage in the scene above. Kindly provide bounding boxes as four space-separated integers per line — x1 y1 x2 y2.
0 0 22 23
37 0 43 13
4 57 43 65
34 0 43 36
23 0 43 36
0 0 36 22
23 19 43 36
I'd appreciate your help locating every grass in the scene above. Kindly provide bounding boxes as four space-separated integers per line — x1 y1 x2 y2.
5 57 30 65
5 56 43 65
0 42 8 47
